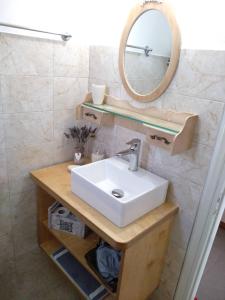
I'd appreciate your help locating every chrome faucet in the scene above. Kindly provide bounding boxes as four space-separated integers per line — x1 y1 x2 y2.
116 138 141 171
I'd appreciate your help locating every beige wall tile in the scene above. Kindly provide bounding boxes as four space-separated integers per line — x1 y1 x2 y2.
0 34 53 76
170 50 225 102
10 189 36 221
113 125 146 155
168 177 203 219
89 46 121 83
53 77 88 110
0 33 91 299
149 143 213 186
4 111 53 148
0 148 10 238
53 141 74 164
7 143 54 194
159 90 225 147
1 76 53 113
53 109 76 145
167 177 203 249
12 214 37 257
0 146 9 198
0 117 5 146
8 175 36 196
92 126 115 157
10 190 37 256
53 41 89 77
0 77 3 112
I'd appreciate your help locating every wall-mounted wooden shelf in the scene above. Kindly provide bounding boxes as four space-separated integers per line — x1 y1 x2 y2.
77 93 198 155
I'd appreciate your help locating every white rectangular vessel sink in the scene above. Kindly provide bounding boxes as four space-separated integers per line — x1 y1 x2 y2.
71 157 168 227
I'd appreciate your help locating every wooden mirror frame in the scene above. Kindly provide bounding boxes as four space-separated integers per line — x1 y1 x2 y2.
119 1 181 102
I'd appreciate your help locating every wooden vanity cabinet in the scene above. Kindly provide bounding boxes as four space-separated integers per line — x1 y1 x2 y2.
31 162 178 300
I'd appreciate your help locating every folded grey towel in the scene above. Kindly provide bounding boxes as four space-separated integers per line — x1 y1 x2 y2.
96 242 121 280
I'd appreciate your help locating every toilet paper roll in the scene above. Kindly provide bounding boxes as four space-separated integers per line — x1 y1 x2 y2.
54 206 70 218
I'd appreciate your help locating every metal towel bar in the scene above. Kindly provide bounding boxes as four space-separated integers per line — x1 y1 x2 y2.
126 44 152 56
0 22 72 41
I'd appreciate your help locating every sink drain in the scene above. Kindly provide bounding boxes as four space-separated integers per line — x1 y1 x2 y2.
112 189 124 198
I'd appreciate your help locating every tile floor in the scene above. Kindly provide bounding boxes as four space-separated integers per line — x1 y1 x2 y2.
197 228 225 300
0 244 81 300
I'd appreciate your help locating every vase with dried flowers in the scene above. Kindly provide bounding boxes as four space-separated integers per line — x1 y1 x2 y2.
64 125 97 165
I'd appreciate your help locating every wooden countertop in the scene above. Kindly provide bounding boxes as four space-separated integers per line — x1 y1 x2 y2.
31 161 178 249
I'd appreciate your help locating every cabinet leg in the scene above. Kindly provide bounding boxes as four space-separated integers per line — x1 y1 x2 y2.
117 218 173 300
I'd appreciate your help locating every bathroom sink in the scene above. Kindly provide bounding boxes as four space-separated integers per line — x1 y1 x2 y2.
71 157 168 227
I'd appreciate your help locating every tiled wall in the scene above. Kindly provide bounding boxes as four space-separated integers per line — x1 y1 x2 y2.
1 32 225 300
0 33 89 299
89 45 225 299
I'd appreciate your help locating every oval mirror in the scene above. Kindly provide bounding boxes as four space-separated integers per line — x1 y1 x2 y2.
119 2 181 102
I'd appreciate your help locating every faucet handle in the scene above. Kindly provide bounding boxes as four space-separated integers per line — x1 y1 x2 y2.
126 138 141 146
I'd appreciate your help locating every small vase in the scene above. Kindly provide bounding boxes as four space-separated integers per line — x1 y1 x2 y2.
74 144 85 165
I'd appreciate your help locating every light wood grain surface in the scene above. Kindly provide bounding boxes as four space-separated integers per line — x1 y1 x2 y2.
31 161 178 249
117 218 173 300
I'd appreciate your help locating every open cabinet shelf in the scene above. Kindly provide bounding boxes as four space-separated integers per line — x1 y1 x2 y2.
40 239 115 300
42 220 116 296
77 92 198 155
41 238 62 256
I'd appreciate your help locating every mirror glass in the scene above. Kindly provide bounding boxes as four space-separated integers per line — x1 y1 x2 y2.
124 9 172 95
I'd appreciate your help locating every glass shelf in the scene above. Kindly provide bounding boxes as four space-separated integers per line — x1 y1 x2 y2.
82 102 182 135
